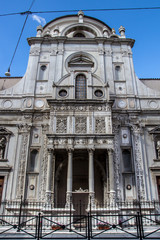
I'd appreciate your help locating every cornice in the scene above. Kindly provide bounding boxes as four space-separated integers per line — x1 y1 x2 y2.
27 36 135 48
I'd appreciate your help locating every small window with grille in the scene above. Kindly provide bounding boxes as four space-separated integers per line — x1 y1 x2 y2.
75 74 86 99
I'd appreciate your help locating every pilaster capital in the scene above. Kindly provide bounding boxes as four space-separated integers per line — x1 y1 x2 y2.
67 148 74 153
108 148 114 155
18 123 31 133
47 147 54 154
88 148 95 154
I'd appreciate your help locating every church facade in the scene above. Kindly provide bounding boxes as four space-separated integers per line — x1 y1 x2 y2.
0 11 160 214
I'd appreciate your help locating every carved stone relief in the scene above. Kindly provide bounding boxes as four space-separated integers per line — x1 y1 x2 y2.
75 117 87 134
112 124 121 200
51 104 111 112
17 133 30 198
95 117 106 133
56 117 67 133
131 125 145 200
39 134 48 201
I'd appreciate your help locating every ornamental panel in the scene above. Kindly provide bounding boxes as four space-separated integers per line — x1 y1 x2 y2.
95 117 106 134
75 117 87 134
56 117 67 133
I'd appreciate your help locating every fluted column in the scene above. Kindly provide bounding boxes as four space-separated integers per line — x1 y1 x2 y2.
108 149 115 203
46 148 54 203
88 148 95 206
66 148 73 206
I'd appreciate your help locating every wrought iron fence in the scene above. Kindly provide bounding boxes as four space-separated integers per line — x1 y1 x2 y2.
0 212 159 239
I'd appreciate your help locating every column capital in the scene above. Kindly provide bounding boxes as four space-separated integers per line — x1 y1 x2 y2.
88 148 95 153
67 147 74 153
108 148 114 155
47 147 54 154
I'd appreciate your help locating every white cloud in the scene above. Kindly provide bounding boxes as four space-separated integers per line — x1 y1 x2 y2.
32 14 46 26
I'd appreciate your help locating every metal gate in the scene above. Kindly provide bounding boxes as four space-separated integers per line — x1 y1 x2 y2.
0 213 160 239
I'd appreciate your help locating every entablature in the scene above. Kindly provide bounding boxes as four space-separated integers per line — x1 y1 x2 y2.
47 134 114 150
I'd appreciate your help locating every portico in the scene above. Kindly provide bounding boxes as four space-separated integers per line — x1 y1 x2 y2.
45 135 115 212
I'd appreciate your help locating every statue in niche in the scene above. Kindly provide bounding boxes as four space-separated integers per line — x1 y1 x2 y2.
156 140 160 159
0 136 6 159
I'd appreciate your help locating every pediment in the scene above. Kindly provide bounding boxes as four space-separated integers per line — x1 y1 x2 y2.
68 56 94 67
149 126 160 134
0 127 12 135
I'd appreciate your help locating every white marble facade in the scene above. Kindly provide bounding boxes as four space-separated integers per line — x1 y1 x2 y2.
0 11 160 212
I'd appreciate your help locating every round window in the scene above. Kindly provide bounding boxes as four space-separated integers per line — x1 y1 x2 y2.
94 89 103 98
59 89 67 97
40 65 47 71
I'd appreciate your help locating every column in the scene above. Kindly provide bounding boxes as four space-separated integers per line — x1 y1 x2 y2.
108 149 115 203
66 148 73 206
46 148 54 203
88 148 95 206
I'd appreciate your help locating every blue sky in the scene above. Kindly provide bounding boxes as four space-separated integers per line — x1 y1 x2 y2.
0 0 160 78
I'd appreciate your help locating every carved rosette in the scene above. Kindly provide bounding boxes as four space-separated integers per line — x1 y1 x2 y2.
75 117 87 134
131 125 145 200
17 124 31 198
112 124 121 200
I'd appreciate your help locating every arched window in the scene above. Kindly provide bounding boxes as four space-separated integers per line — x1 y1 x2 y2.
75 74 86 99
115 65 121 80
74 33 85 38
30 150 38 172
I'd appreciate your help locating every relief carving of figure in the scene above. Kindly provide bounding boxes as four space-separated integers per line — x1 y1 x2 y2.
0 136 6 159
156 140 160 159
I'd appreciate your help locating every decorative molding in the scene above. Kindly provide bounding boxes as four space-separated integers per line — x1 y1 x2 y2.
51 104 111 112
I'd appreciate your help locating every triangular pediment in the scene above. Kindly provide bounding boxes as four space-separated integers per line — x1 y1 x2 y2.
0 127 12 135
149 126 160 134
68 56 94 67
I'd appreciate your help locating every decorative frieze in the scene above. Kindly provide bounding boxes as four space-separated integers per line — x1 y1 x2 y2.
51 104 111 112
56 117 67 133
95 117 106 133
29 47 40 56
75 117 87 134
